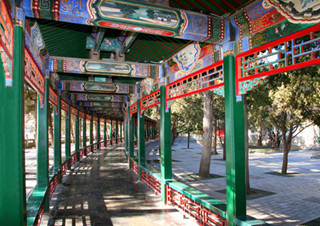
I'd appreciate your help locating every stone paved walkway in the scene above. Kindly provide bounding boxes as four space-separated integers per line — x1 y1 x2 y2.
146 136 320 225
41 144 196 226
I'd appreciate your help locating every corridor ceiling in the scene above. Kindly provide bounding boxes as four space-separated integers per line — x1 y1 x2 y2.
24 0 253 120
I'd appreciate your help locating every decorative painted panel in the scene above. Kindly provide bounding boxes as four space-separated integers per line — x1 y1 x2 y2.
263 0 320 24
86 114 92 120
166 61 224 107
79 111 85 119
82 102 123 108
49 87 58 110
76 93 127 102
86 36 121 51
61 100 69 113
93 116 98 122
49 57 158 78
70 107 78 116
236 23 320 95
24 20 48 73
165 43 215 84
0 0 14 87
24 47 45 104
61 81 132 94
22 0 220 43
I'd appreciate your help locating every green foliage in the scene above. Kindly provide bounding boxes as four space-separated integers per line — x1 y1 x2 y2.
171 93 204 134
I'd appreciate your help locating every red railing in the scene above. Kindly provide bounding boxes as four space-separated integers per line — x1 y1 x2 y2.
130 160 139 176
140 89 161 111
166 185 226 226
141 168 161 194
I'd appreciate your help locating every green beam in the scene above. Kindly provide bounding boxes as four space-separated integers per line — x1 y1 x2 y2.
83 115 87 154
0 24 26 225
65 105 71 167
160 85 172 203
37 79 49 188
137 99 145 180
54 95 61 181
224 55 246 226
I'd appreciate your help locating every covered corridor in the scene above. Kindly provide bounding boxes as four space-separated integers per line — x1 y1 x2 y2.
1 0 320 225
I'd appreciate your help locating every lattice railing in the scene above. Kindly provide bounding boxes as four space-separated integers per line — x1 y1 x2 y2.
141 168 161 194
141 89 161 111
237 23 320 95
166 185 226 226
166 61 224 108
130 102 137 115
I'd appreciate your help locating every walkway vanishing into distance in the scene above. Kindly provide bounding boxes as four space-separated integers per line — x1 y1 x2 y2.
40 144 195 226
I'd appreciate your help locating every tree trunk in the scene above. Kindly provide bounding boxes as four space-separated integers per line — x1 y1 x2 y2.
187 130 190 149
257 126 262 146
217 121 226 160
212 119 218 154
199 91 213 178
243 95 251 194
281 125 293 175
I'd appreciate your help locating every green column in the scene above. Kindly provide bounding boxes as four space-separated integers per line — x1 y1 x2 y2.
125 108 128 155
104 119 107 145
75 110 79 152
224 55 246 225
54 95 61 180
115 121 118 143
65 105 71 165
160 85 172 202
83 115 87 154
110 120 113 145
137 99 145 180
119 122 122 143
90 117 93 146
128 115 134 168
97 117 100 146
37 78 49 188
0 24 26 225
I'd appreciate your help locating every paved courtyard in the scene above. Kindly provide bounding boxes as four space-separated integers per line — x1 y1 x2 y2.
146 136 320 225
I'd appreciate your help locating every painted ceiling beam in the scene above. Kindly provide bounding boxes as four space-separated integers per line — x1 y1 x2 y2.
119 31 139 56
21 0 223 43
60 81 134 94
86 36 121 52
49 56 159 78
59 76 142 85
75 93 128 102
93 28 106 54
81 102 124 108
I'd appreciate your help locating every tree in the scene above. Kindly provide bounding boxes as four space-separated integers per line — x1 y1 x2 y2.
199 91 213 178
171 93 203 148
